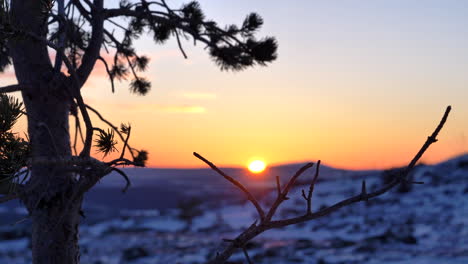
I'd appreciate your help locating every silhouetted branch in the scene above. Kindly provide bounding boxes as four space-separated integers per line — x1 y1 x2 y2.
160 0 187 60
175 29 188 59
103 1 277 71
0 84 23 93
74 0 104 86
72 113 81 155
193 152 265 221
361 180 368 201
111 167 131 193
97 56 115 92
202 106 451 264
25 155 133 197
120 125 131 160
403 105 452 175
275 176 281 197
242 247 254 264
54 0 66 71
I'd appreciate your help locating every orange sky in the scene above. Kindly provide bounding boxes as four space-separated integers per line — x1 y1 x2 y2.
2 1 468 170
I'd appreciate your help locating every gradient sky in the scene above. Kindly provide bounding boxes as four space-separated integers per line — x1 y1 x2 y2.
2 0 468 169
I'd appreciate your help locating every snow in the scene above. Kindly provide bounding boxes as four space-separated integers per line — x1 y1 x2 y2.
0 238 28 253
0 156 467 263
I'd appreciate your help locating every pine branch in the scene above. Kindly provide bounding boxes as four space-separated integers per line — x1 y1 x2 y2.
85 104 136 158
102 1 277 71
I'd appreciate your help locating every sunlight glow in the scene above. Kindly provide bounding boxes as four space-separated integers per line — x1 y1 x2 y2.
248 160 266 173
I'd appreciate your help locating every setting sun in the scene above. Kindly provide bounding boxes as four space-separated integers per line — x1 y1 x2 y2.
248 160 266 173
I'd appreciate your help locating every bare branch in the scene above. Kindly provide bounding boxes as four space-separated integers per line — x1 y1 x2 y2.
193 152 265 221
204 106 452 264
269 106 452 228
404 105 452 175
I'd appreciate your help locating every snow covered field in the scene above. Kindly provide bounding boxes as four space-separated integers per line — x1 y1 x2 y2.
0 155 467 263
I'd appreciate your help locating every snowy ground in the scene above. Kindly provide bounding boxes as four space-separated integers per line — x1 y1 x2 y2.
0 155 467 263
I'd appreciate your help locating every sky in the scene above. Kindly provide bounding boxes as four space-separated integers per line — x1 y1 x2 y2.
2 0 468 170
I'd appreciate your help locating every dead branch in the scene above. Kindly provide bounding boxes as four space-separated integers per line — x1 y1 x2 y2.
201 105 451 264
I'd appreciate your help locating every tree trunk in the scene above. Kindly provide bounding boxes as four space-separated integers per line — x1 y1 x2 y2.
21 93 82 264
8 1 83 263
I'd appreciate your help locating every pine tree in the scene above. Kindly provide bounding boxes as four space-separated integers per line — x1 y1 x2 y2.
0 1 277 263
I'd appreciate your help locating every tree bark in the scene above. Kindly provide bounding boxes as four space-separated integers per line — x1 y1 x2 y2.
21 91 82 264
8 1 82 263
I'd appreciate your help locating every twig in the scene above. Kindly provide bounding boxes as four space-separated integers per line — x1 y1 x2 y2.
242 247 254 264
111 167 131 193
175 30 188 59
305 160 321 214
72 114 80 155
98 56 115 93
193 152 265 221
275 176 281 197
403 105 452 175
120 125 131 159
361 180 368 201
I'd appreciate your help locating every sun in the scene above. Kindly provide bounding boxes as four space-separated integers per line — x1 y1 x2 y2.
248 160 266 173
